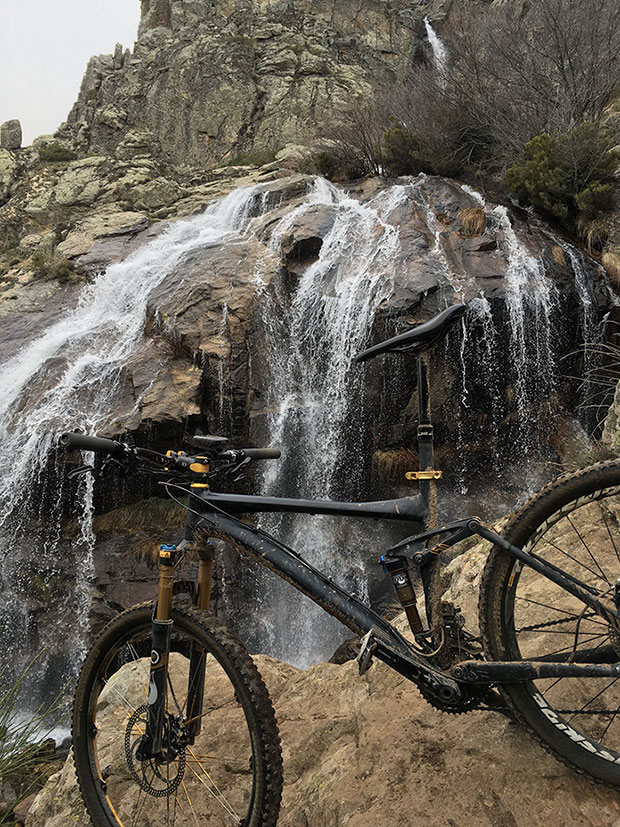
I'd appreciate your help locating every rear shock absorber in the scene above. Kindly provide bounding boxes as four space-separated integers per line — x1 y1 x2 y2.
382 555 424 636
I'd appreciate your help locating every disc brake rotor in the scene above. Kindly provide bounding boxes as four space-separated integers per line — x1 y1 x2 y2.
124 704 186 797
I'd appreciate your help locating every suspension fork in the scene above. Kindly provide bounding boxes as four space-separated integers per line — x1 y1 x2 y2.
137 544 176 760
185 489 216 740
186 541 215 740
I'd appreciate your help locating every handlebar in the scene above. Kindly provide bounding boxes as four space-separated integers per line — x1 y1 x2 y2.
229 447 281 460
58 432 127 458
58 431 281 479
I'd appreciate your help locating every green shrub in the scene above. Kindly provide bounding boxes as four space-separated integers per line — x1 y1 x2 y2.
381 110 469 179
30 251 75 283
0 659 65 824
382 120 432 177
505 124 619 223
315 150 336 180
38 141 76 163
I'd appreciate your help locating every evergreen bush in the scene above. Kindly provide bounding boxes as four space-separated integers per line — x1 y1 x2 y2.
506 124 618 222
38 142 76 163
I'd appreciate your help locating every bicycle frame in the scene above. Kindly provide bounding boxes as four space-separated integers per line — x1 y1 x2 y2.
186 493 620 684
140 350 620 757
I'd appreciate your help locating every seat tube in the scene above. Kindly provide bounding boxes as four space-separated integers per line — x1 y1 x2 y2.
416 353 443 640
417 353 437 530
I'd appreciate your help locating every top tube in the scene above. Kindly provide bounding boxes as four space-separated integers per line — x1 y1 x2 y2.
197 491 428 521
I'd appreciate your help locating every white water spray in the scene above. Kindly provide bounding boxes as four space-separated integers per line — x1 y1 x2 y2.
0 185 266 693
0 174 611 686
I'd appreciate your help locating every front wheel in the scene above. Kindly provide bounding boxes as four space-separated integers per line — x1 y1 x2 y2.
72 600 282 826
480 460 620 787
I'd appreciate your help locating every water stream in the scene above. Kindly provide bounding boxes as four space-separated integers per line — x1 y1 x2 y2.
0 185 266 697
0 175 612 692
424 17 448 87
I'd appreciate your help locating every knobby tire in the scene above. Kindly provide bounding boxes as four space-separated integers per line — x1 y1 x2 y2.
72 600 282 826
480 460 620 787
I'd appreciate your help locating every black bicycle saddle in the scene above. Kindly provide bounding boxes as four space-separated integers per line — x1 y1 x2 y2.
355 304 467 363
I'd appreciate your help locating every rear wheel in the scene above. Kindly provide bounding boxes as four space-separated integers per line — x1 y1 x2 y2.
480 461 620 786
72 600 282 825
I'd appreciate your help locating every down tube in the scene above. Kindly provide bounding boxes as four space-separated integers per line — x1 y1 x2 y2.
201 507 414 657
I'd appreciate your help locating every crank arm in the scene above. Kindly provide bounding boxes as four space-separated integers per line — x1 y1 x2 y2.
363 628 462 705
453 660 620 684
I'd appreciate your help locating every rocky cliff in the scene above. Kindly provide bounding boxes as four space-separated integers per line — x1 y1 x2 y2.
62 0 443 166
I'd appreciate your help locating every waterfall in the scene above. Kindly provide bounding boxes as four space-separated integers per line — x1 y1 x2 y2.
424 17 448 87
491 205 558 452
250 179 409 666
0 185 266 698
1 174 612 688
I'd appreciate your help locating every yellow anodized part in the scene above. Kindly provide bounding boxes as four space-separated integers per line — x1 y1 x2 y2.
405 470 442 480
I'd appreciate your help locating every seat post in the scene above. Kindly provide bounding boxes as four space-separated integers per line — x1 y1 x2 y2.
417 353 437 530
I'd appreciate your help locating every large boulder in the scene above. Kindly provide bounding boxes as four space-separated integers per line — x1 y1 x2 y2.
0 148 18 203
0 119 22 150
25 648 620 827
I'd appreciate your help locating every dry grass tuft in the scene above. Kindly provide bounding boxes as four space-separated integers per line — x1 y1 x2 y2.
602 249 620 289
552 245 567 267
458 207 485 237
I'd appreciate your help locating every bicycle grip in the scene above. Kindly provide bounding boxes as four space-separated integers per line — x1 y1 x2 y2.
58 432 126 457
241 447 281 460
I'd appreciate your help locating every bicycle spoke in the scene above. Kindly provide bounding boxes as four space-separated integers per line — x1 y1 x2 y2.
539 536 609 583
567 678 619 723
186 746 242 823
179 779 201 826
599 503 620 568
566 514 611 585
131 772 155 827
514 597 607 628
600 704 620 741
525 631 608 660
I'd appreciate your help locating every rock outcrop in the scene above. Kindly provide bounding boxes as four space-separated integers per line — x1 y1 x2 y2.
25 640 620 827
61 0 443 166
24 493 620 826
1 119 22 150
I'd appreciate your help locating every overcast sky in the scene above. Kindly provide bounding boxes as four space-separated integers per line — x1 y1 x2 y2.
0 1 141 146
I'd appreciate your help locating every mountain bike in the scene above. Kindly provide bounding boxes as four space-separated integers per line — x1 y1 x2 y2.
59 302 620 826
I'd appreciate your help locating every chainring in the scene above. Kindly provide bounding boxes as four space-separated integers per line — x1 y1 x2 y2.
416 679 489 713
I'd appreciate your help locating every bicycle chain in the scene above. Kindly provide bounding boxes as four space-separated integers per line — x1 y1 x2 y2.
443 624 618 717
516 611 598 634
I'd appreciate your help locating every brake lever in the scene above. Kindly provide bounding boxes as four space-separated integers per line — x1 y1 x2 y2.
231 457 251 480
67 464 96 480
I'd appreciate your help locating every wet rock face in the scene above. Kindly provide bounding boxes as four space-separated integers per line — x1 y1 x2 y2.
3 173 611 455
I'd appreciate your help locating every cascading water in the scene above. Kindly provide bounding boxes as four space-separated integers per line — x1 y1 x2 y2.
446 183 614 499
491 205 558 452
1 173 613 691
247 179 410 666
424 17 448 87
0 184 268 700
